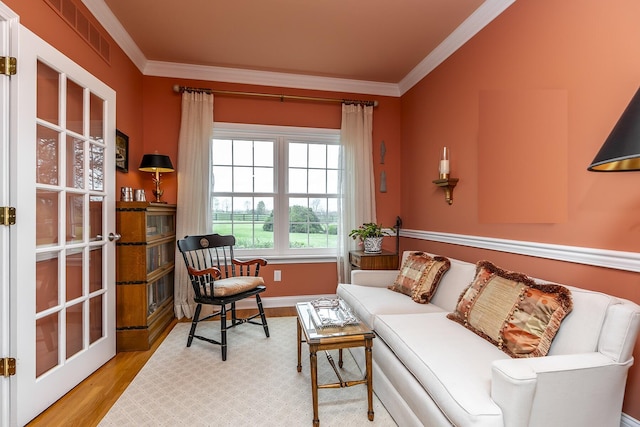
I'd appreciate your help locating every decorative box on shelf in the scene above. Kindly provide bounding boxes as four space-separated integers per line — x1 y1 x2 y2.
349 249 399 270
115 202 176 351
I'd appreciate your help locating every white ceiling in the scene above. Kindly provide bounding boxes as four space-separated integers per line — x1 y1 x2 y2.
83 0 515 96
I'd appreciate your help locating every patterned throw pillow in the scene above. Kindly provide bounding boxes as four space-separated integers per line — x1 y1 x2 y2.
447 260 572 358
388 252 451 303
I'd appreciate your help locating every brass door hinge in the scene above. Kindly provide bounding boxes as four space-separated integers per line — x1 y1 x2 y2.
0 56 16 76
1 357 16 377
0 207 15 226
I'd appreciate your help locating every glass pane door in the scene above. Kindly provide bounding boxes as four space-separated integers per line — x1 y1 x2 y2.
34 60 109 377
13 25 116 424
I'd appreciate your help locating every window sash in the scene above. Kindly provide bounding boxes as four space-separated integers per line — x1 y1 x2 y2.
212 123 340 258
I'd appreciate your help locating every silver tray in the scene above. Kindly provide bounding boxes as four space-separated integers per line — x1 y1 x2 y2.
309 298 359 329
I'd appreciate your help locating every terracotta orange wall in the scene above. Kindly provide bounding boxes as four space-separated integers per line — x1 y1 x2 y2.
400 0 640 418
142 76 402 297
16 0 638 417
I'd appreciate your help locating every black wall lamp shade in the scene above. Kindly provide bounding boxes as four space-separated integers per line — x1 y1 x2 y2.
139 154 174 172
588 87 640 172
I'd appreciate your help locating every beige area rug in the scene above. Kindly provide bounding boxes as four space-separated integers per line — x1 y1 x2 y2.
99 317 397 427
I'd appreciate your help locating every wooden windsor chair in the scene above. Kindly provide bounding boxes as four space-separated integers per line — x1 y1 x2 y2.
176 233 270 360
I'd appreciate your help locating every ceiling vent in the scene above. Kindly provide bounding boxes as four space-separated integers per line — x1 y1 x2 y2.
45 0 111 64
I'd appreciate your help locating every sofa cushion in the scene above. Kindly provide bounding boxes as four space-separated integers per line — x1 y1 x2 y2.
448 261 573 358
388 252 451 303
374 312 507 426
202 276 263 297
429 256 478 312
337 283 445 328
547 285 616 356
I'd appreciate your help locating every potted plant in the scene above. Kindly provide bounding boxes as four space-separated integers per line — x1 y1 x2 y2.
349 222 389 253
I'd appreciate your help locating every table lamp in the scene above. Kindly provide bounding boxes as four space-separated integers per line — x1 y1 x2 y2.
588 87 640 171
139 153 174 203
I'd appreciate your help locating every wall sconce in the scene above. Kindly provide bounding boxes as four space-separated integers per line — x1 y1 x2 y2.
588 87 640 172
432 146 459 205
139 153 175 203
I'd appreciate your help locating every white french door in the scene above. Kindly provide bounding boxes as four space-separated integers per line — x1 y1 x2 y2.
9 23 117 425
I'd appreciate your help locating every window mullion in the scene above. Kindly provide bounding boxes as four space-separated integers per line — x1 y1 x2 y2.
275 136 288 253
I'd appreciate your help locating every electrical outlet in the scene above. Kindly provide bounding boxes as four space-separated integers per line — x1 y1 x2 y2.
274 270 281 281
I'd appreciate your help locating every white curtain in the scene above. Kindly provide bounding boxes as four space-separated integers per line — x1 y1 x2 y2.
337 103 376 283
174 91 214 319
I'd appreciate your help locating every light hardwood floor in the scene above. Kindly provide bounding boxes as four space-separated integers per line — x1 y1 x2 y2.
27 307 295 427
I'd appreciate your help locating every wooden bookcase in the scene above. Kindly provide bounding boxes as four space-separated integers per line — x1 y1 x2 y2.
115 202 176 351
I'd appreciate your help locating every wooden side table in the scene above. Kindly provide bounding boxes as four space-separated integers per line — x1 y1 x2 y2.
349 249 399 270
296 302 375 426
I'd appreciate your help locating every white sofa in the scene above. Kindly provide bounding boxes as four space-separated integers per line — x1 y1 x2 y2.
337 252 640 427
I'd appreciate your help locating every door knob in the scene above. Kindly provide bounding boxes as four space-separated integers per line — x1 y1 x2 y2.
108 232 121 241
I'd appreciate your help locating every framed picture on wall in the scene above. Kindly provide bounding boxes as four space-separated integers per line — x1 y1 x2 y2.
115 129 129 172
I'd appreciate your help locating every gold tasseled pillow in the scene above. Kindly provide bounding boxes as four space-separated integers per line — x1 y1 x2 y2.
447 260 572 358
389 252 451 304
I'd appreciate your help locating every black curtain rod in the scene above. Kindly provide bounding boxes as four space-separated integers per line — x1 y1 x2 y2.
172 84 378 107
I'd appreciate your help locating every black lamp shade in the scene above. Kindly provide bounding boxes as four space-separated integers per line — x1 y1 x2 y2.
588 87 640 172
139 154 174 172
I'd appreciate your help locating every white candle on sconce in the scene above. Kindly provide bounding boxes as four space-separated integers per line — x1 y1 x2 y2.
439 146 450 178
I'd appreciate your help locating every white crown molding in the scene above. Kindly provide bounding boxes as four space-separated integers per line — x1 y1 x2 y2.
144 61 401 97
0 1 18 21
80 0 148 72
398 0 516 95
400 229 640 273
81 0 515 97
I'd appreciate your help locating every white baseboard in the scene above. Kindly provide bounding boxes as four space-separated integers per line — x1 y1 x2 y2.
235 294 336 310
622 413 640 427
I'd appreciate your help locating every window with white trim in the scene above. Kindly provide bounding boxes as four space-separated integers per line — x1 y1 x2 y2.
211 123 340 258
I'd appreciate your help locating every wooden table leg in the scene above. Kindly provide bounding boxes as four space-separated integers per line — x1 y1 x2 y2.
338 348 343 368
365 338 374 421
310 346 320 426
297 318 302 372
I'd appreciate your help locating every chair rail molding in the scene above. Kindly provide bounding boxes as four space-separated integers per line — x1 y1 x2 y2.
400 229 640 274
621 413 640 427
